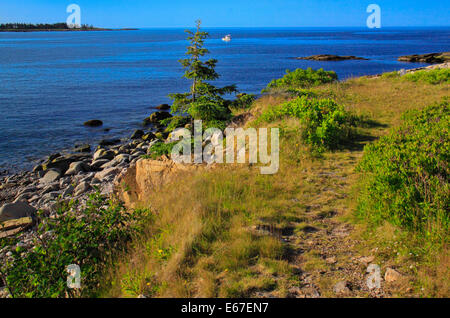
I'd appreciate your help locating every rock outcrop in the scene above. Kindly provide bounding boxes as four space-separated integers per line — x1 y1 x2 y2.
398 52 450 64
296 54 368 61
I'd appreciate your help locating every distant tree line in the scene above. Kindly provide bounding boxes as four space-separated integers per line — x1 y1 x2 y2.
0 23 95 30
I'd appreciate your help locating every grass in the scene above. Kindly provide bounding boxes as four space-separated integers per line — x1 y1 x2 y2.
105 71 448 298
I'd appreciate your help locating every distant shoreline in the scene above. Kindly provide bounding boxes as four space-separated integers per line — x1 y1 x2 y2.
0 28 139 32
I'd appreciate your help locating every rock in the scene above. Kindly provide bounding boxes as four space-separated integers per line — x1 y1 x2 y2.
74 181 91 196
0 217 34 238
0 202 36 222
143 111 172 126
155 103 170 110
99 138 121 147
94 167 120 181
93 149 115 161
84 119 103 127
142 132 156 141
359 256 375 265
65 161 90 175
91 159 110 170
13 192 31 203
115 154 130 163
131 129 145 140
42 154 89 174
385 268 402 282
326 256 337 264
62 184 75 196
398 52 450 64
333 281 351 294
48 153 61 161
40 169 61 184
74 144 91 153
296 54 368 61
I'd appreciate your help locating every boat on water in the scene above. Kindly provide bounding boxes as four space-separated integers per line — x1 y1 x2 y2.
222 34 231 42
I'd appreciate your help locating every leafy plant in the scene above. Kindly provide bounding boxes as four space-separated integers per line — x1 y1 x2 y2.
262 68 337 93
357 99 449 243
402 68 450 85
148 141 177 159
231 93 256 109
257 96 354 150
1 192 152 298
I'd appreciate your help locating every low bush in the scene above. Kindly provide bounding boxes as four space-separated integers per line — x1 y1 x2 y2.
262 68 337 93
257 96 354 150
161 116 190 133
231 94 257 109
148 141 177 159
357 99 449 242
402 68 450 85
0 192 152 298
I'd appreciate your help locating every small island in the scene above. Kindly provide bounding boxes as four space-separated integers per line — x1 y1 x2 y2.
0 23 137 32
398 52 450 64
295 54 369 61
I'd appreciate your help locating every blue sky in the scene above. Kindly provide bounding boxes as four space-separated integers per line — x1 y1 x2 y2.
0 0 449 28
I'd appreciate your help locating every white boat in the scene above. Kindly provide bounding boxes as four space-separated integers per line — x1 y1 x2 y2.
222 34 231 42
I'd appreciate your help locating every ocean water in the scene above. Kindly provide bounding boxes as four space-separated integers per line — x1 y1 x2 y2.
0 27 449 172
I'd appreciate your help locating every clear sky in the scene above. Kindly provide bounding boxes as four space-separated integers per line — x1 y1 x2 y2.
0 0 449 28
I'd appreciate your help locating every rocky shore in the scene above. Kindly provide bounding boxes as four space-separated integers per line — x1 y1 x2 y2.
0 110 171 287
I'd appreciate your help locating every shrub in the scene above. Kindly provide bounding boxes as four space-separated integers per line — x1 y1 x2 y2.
231 94 257 109
0 192 152 298
257 96 354 150
148 141 177 159
161 116 190 133
357 99 449 242
262 68 337 93
402 68 450 85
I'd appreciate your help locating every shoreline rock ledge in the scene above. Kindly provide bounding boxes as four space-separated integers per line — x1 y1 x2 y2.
295 54 368 61
398 52 450 64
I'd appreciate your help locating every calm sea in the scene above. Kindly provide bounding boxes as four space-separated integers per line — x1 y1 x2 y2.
0 27 449 172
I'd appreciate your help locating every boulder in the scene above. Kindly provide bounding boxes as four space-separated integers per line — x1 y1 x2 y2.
74 181 91 196
99 138 121 147
65 161 91 175
143 111 172 126
385 268 402 282
131 129 145 140
142 132 156 141
40 169 61 184
155 104 170 110
84 119 103 127
93 149 115 161
333 281 351 294
0 217 34 239
91 159 110 170
0 202 36 222
94 167 120 181
74 144 91 153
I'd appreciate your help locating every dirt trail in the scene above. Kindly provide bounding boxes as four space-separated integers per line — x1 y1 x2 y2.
252 149 410 298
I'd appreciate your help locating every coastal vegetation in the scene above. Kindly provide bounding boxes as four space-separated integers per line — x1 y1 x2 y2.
0 23 97 31
106 67 449 298
262 68 338 93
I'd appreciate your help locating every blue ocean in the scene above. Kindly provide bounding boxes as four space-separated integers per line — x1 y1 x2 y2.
0 27 449 172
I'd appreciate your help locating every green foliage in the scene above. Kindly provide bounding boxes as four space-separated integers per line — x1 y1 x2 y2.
148 141 177 159
169 20 237 124
262 68 338 93
257 96 354 150
381 71 401 79
161 116 190 133
1 192 152 298
357 99 449 242
285 88 319 98
231 94 257 109
402 68 450 85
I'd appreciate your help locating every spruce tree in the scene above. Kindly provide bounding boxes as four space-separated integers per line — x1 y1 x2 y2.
169 20 237 128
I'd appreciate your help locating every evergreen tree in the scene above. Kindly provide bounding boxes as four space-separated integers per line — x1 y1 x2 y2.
169 20 237 127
